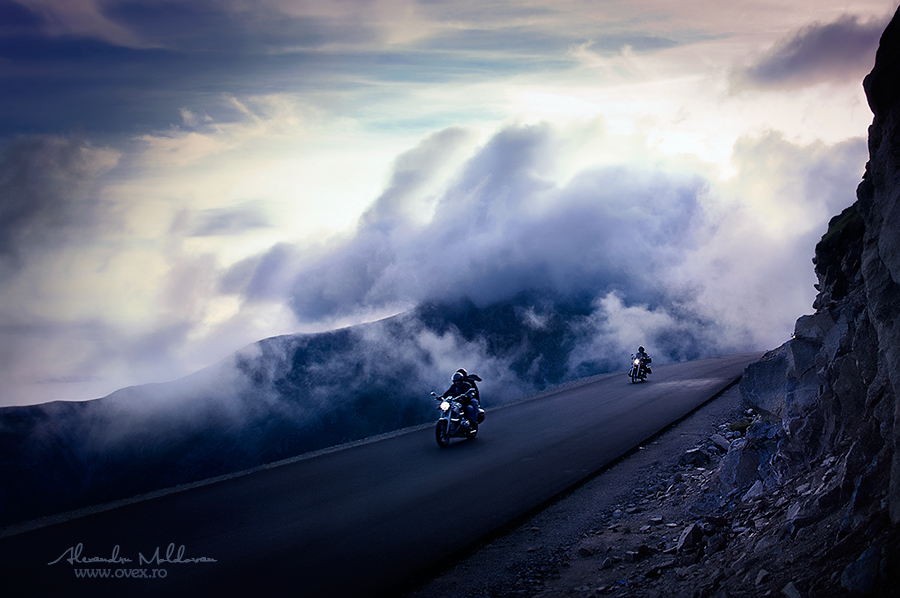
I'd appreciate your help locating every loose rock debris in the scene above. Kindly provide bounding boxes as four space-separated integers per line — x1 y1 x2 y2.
402 387 899 598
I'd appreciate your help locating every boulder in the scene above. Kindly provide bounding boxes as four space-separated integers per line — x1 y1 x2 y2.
840 546 882 595
676 523 704 552
740 348 789 421
710 433 731 453
718 439 760 489
781 581 803 598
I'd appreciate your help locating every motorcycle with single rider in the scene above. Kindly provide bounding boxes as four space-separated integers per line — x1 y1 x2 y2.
629 353 651 383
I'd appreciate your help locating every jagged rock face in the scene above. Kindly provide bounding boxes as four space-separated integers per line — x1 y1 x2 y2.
737 7 900 527
860 10 900 525
738 202 891 500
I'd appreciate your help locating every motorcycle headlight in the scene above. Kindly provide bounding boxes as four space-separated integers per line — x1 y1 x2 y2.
440 401 450 411
634 359 641 365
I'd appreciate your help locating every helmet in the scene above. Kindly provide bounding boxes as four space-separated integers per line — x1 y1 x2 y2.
456 368 468 378
452 372 464 382
638 346 645 352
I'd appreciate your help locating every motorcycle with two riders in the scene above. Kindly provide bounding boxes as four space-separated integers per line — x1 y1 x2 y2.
431 370 485 448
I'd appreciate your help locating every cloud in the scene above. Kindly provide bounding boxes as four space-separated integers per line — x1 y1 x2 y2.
732 14 888 90
0 1 886 416
0 112 868 409
0 133 292 406
566 291 715 372
134 95 311 167
279 122 709 323
359 126 480 231
15 0 141 47
0 0 41 33
669 132 868 346
0 134 119 265
174 201 272 237
221 121 867 364
0 0 726 140
222 242 305 304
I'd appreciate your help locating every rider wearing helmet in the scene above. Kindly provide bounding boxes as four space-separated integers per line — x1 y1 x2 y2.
456 368 482 401
636 346 652 373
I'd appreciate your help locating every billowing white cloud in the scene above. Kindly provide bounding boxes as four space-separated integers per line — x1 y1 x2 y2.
229 122 868 357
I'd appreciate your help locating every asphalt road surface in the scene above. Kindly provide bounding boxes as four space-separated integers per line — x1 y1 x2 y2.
0 352 761 597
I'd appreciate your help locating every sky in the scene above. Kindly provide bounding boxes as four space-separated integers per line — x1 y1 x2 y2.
0 0 896 408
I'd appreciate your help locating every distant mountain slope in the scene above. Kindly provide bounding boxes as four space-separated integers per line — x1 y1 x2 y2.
0 290 728 527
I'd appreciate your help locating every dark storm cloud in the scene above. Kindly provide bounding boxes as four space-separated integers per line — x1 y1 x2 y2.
0 31 323 136
0 135 117 263
0 0 41 33
734 14 888 90
0 37 196 135
0 0 370 136
0 0 705 138
104 0 381 53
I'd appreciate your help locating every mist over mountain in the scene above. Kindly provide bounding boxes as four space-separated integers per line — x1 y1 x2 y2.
0 276 746 527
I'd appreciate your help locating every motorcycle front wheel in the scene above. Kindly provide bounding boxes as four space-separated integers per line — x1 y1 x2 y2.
435 419 450 448
631 367 640 384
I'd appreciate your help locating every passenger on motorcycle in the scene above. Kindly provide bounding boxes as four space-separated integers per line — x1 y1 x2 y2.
456 368 482 401
636 346 652 373
442 371 479 428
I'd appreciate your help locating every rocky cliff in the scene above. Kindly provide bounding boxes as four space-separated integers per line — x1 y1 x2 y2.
722 7 900 594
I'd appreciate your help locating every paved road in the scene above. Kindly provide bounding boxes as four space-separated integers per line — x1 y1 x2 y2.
0 353 760 597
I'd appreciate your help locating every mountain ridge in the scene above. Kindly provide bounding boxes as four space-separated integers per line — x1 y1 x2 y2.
0 286 743 527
